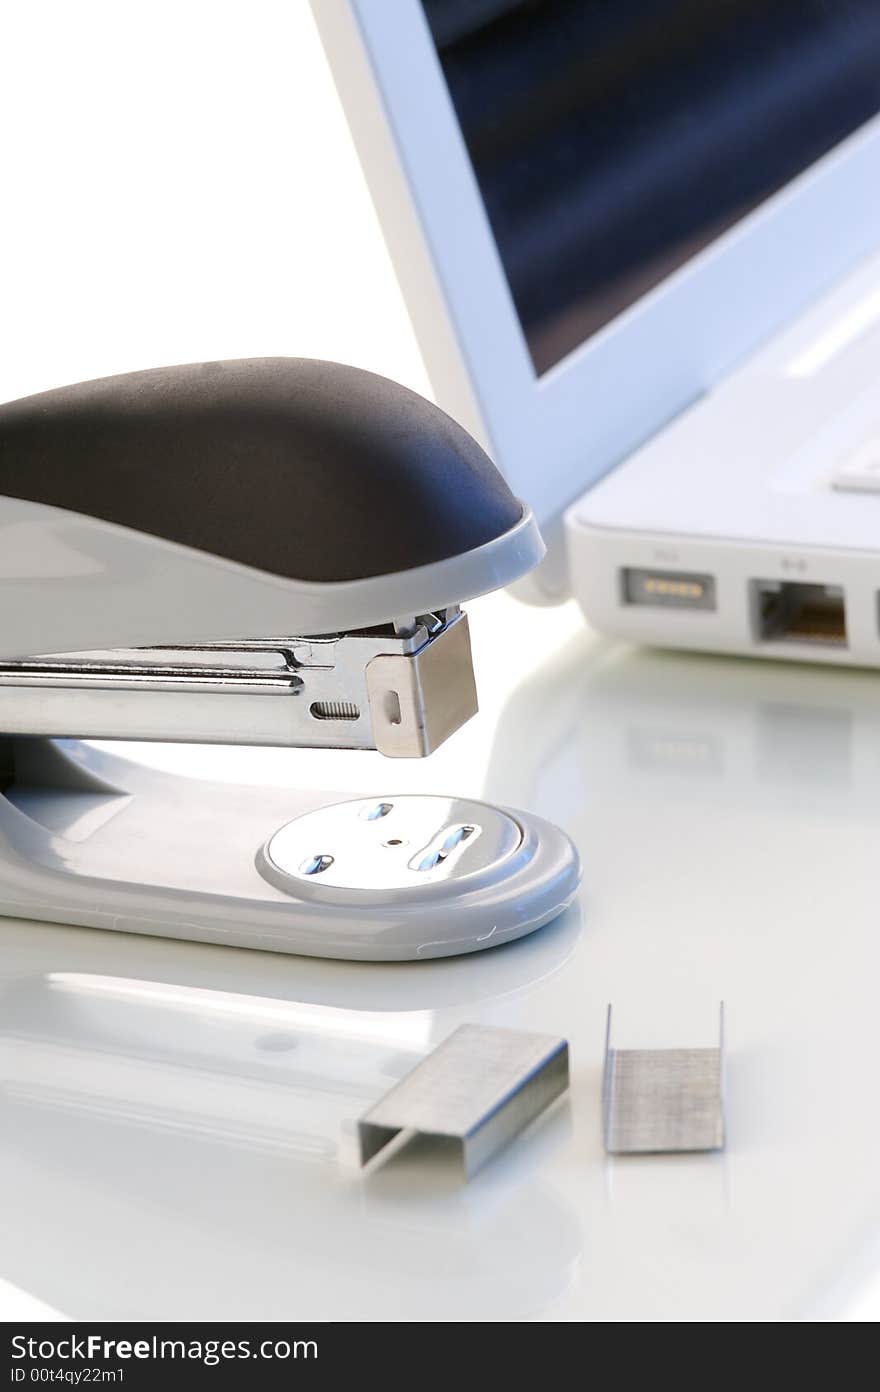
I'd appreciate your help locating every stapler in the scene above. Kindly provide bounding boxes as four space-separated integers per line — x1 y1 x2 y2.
0 358 580 960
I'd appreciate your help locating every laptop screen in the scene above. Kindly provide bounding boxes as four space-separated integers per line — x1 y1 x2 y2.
422 0 880 376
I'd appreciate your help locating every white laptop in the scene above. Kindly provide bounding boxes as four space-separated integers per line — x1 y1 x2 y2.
313 0 880 667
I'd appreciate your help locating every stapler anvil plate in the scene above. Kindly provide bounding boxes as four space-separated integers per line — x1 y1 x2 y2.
0 358 580 960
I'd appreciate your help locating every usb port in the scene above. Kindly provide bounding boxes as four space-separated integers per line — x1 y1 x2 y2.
752 580 847 647
622 568 716 610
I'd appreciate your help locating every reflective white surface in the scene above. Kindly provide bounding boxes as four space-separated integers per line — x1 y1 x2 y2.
1 592 880 1320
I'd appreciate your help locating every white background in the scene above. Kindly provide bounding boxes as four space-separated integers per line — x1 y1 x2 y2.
1 1 429 403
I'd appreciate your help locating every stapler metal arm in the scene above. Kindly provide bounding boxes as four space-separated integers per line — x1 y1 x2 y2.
0 359 579 960
0 615 475 759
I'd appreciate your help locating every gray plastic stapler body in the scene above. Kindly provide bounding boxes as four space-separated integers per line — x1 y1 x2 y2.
0 359 580 960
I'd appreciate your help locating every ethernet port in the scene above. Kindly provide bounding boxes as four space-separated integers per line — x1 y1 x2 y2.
752 579 847 647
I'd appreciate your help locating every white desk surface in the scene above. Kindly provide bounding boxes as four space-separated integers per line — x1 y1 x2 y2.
2 2 878 1324
2 592 880 1322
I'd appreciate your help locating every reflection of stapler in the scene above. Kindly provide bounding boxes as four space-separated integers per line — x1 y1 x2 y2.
0 358 580 959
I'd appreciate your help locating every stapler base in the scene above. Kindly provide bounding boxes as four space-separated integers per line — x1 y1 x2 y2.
0 739 580 961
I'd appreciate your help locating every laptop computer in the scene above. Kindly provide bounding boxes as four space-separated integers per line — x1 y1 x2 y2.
313 0 880 666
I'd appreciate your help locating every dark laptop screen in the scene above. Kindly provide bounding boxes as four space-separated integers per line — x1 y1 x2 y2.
422 0 880 375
